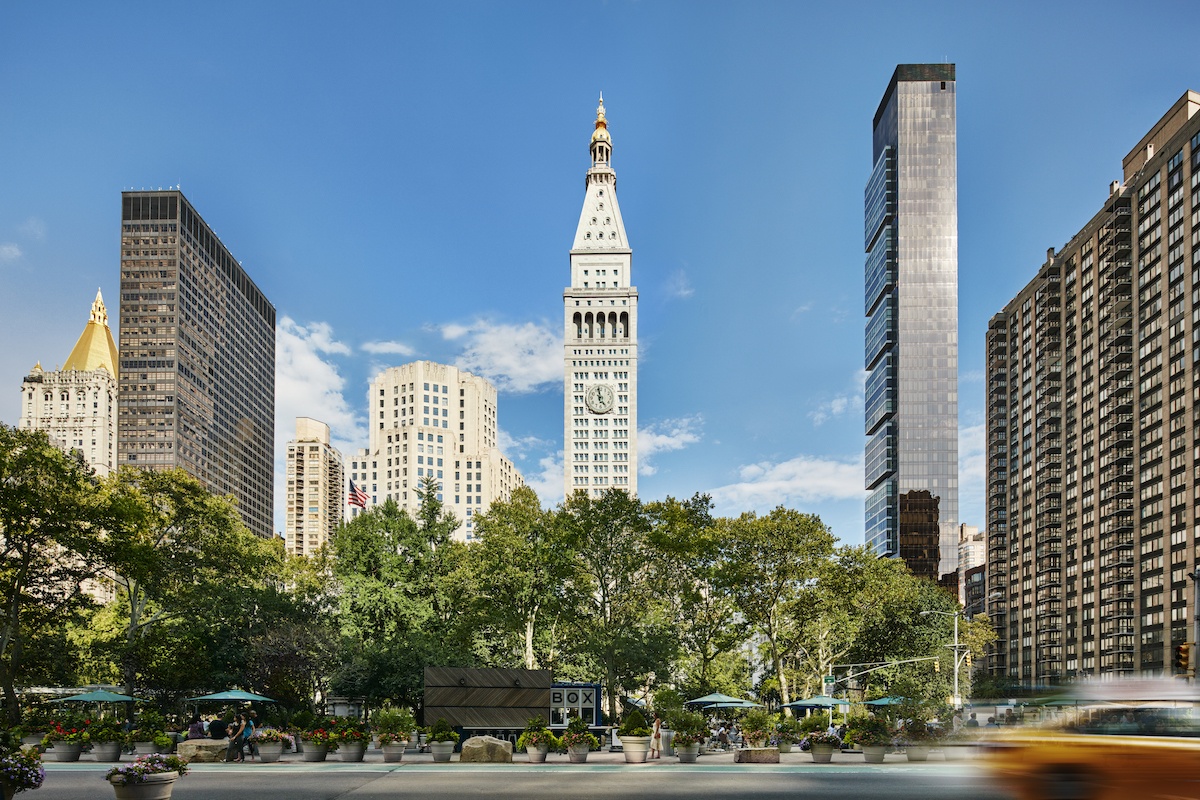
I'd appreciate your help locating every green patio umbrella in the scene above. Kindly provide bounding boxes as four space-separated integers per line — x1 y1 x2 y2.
51 690 143 703
185 690 276 703
782 695 848 709
862 696 905 706
687 692 752 706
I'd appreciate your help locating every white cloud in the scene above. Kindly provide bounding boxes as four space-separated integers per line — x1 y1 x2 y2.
809 369 867 426
361 339 416 356
710 453 865 515
443 319 560 393
274 317 365 529
498 428 549 461
0 244 21 262
791 302 813 318
522 450 564 508
19 218 46 241
665 269 694 299
638 415 703 475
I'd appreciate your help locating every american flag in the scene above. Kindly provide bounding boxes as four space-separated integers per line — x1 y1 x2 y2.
348 480 370 509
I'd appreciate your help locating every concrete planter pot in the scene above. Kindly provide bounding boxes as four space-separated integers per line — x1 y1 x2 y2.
567 744 590 763
810 744 836 763
49 742 84 762
861 745 887 763
91 742 124 761
778 741 793 754
620 736 651 763
300 741 328 762
905 745 930 762
382 743 406 763
941 744 973 761
429 741 455 762
676 743 700 763
339 741 366 762
110 771 179 800
256 742 284 763
133 742 158 756
526 743 549 763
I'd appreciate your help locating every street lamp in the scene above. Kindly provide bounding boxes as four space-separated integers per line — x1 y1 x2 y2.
920 609 967 709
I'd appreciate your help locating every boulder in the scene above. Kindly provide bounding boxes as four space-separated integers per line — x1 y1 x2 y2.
733 747 780 764
458 735 512 763
177 739 230 763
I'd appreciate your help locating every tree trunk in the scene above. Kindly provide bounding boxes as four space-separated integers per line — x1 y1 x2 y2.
767 617 790 707
524 614 536 670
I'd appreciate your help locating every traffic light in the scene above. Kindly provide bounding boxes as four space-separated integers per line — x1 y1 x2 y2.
1173 643 1192 674
934 660 940 673
966 651 973 668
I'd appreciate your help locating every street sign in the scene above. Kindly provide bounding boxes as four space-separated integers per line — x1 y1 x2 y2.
824 675 835 688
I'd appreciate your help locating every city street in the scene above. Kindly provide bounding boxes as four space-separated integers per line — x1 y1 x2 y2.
40 753 1015 800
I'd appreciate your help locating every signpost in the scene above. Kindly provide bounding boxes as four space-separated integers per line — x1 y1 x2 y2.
824 675 835 690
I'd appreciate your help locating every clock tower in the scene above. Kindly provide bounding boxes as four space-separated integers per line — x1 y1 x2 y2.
564 95 638 499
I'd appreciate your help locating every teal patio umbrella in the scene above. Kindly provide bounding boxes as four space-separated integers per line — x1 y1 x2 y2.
51 691 143 703
782 695 848 709
185 690 276 703
863 697 905 706
687 692 752 706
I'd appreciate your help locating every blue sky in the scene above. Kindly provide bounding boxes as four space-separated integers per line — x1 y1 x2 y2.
2 1 1198 542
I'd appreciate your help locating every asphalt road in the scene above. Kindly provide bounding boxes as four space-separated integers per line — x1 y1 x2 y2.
42 760 1015 800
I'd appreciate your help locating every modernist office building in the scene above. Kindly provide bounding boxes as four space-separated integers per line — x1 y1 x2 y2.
346 360 525 542
117 190 275 538
986 92 1200 682
864 64 959 584
285 417 345 557
19 290 119 477
564 96 639 499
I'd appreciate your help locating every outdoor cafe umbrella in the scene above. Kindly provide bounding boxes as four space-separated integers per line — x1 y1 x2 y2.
687 692 752 706
704 699 764 709
782 695 848 709
862 696 905 707
51 691 143 703
185 690 277 703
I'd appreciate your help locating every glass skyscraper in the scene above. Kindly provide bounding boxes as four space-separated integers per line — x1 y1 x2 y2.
864 64 959 584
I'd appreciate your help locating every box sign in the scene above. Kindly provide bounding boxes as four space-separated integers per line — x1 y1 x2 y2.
550 685 597 726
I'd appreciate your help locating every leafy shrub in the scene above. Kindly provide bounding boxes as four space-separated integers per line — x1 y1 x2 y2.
775 716 805 744
618 710 651 737
670 711 709 746
0 747 44 792
371 706 416 735
516 717 559 752
740 709 774 744
426 718 460 744
560 717 599 750
845 715 892 747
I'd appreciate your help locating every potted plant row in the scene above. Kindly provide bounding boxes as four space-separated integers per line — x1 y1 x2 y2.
300 724 338 762
426 718 459 762
774 716 804 754
845 716 892 763
618 710 652 763
371 706 416 763
332 718 369 762
560 717 599 763
246 728 289 763
516 717 559 763
805 730 841 763
669 711 708 763
105 753 189 800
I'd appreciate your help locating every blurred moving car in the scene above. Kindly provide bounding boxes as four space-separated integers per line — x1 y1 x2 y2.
981 679 1200 800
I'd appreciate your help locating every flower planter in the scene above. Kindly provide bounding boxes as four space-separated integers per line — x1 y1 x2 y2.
861 745 887 763
778 742 793 754
49 742 84 762
620 735 651 763
526 743 549 763
110 771 179 800
2 781 15 800
339 741 366 762
257 742 284 763
905 745 930 762
676 743 699 763
429 741 455 762
941 744 973 761
91 742 124 761
382 743 406 763
810 744 836 763
300 741 328 762
20 735 43 752
133 742 158 756
567 744 590 763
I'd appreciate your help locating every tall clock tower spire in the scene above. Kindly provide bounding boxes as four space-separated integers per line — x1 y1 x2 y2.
564 95 639 499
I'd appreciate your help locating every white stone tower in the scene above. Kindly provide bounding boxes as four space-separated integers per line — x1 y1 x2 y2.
564 95 638 499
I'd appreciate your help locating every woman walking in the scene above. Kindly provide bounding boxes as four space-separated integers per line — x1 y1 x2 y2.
650 713 663 760
225 714 246 763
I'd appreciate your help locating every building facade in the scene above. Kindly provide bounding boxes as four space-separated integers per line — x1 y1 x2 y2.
864 64 960 583
18 290 118 477
285 417 345 556
117 190 275 538
564 96 639 499
346 360 525 541
986 92 1200 683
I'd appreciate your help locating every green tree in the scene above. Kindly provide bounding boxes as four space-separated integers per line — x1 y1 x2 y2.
720 507 835 707
472 486 571 669
0 426 101 722
559 489 671 722
645 494 746 696
95 467 272 696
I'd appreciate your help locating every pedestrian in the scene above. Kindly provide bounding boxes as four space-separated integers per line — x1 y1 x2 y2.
225 714 246 762
649 712 662 760
965 712 979 729
243 710 258 761
985 716 998 728
208 715 229 740
187 715 206 740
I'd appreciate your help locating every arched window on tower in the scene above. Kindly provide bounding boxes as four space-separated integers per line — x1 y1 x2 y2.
620 311 630 339
573 312 583 339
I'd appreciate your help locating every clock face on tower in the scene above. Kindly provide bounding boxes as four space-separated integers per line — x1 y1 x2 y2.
585 384 615 414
